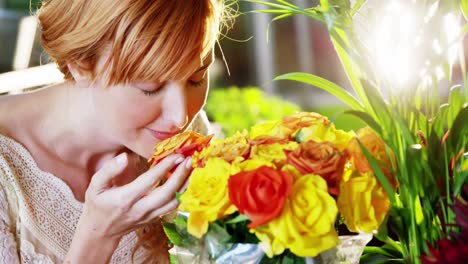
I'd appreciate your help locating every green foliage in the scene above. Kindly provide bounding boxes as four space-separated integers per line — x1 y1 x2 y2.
162 217 199 247
5 0 41 11
205 86 301 136
249 0 468 263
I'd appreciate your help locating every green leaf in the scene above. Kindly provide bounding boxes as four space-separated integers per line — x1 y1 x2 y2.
343 110 382 134
449 104 468 150
170 254 179 264
350 0 367 16
358 141 396 204
163 223 184 246
461 0 468 21
174 216 188 229
360 80 391 126
224 214 249 224
330 32 374 115
454 169 468 196
414 196 424 224
249 9 292 14
274 72 364 110
276 0 298 9
448 85 464 128
433 104 450 137
175 192 183 203
362 246 395 257
208 222 232 244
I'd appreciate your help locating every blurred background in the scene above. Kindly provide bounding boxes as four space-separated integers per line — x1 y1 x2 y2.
1 0 467 136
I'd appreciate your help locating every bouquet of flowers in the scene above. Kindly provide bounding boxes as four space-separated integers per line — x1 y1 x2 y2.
246 1 468 263
153 112 391 263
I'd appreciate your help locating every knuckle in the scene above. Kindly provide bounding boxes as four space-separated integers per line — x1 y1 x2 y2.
115 196 132 213
131 209 146 222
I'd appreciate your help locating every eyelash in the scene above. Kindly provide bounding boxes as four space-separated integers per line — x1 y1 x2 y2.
140 78 206 96
189 78 206 87
141 89 161 96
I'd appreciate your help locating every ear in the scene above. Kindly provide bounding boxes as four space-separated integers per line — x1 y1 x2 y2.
67 62 92 86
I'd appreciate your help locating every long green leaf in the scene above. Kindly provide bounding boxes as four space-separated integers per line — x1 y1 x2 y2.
276 0 298 9
449 104 468 151
247 9 292 14
330 34 374 115
358 141 396 205
343 110 382 134
350 0 367 17
448 85 464 128
274 72 364 110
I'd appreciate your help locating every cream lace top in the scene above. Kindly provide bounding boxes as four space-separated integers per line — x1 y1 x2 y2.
0 112 212 263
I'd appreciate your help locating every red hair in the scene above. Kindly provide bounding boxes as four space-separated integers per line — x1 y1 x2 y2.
38 0 223 86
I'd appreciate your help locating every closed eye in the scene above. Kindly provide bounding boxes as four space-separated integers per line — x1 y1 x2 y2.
140 89 161 96
189 78 206 87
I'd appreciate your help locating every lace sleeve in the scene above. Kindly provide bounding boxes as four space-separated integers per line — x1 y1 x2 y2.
0 185 20 263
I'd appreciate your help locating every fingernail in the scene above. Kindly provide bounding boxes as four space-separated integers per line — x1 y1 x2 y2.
116 153 127 167
185 158 192 169
174 157 185 164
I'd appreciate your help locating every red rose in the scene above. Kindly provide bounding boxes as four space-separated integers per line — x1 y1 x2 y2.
285 140 348 196
228 166 293 228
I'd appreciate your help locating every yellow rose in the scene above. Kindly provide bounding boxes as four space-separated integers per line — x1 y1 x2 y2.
250 225 286 257
179 158 239 238
337 172 390 233
282 112 330 132
281 164 303 180
192 130 250 167
239 159 275 171
250 121 292 140
296 123 354 151
254 175 339 257
250 142 298 168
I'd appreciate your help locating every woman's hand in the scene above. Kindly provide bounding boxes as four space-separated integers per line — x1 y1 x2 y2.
64 153 191 263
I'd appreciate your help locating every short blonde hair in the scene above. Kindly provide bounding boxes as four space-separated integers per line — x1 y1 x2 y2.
38 0 224 85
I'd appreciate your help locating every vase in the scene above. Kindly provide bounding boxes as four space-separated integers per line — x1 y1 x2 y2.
306 233 373 264
169 233 372 264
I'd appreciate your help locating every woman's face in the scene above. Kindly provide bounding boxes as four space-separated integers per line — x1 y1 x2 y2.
87 51 214 159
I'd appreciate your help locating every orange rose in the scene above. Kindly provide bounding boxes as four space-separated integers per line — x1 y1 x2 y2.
346 127 396 187
228 166 294 228
149 131 213 166
285 140 348 195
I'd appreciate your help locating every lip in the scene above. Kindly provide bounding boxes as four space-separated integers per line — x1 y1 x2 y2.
146 128 179 141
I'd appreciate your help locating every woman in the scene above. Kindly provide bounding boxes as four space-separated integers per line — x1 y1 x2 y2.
0 0 226 263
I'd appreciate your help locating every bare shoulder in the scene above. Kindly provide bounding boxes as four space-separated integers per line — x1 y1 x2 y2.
0 94 21 138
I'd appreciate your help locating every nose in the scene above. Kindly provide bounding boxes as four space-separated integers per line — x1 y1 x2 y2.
162 81 189 130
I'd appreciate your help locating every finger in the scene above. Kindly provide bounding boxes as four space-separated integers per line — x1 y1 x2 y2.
132 157 191 212
89 153 128 191
139 198 179 224
120 154 185 203
178 177 190 194
157 157 192 200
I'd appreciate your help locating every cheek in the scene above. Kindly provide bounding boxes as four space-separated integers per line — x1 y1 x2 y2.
187 85 209 118
108 91 162 128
